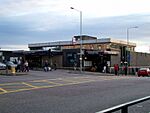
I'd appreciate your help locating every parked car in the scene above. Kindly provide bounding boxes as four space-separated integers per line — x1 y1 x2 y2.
6 61 17 69
0 62 6 70
137 68 150 77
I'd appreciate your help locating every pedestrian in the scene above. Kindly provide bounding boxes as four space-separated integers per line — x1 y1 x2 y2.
114 64 119 75
103 65 106 73
21 59 25 72
16 59 21 72
24 60 29 72
53 61 57 70
74 61 77 71
124 65 127 75
44 60 51 72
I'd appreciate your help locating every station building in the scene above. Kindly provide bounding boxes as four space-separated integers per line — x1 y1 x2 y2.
0 50 24 63
27 35 150 72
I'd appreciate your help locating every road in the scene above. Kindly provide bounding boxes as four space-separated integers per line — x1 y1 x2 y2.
0 70 150 113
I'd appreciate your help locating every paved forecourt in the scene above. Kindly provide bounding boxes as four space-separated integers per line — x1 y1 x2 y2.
0 70 133 95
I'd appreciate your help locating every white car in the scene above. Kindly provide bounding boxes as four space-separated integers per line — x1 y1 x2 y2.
0 62 6 70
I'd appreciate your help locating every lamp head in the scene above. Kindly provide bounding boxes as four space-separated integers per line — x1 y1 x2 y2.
133 26 138 28
70 7 74 9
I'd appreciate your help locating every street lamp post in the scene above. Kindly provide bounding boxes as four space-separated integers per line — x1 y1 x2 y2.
70 7 83 73
126 26 138 64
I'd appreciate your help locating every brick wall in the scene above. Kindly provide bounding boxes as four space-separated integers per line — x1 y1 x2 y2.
130 52 150 66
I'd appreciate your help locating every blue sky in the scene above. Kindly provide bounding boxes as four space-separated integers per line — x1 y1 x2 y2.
0 0 150 52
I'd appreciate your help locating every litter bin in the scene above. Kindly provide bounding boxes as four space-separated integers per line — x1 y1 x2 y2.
11 65 16 75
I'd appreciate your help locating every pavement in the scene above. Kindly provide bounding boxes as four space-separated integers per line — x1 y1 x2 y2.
0 69 150 113
0 69 27 76
68 69 137 77
0 67 136 77
0 69 137 95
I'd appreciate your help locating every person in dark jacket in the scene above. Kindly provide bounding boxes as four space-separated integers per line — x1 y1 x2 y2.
53 61 57 70
124 65 128 75
44 60 50 72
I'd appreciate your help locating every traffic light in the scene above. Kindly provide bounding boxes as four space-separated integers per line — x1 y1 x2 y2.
84 50 88 56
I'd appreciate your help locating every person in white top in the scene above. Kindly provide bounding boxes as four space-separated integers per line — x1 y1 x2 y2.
24 60 29 72
103 65 106 73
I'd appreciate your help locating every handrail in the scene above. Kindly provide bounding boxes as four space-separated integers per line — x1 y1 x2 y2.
96 96 150 113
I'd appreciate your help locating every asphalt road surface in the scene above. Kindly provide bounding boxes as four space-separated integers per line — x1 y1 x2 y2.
0 70 150 113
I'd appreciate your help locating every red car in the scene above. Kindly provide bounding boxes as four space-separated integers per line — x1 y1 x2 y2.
138 68 150 77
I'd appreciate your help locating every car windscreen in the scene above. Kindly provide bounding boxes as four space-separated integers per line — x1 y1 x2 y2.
139 68 149 71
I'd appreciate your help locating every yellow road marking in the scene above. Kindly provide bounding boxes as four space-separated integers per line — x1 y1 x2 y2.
0 79 96 95
0 87 35 95
62 78 94 83
44 80 63 85
0 76 124 95
31 79 48 82
22 82 38 88
60 79 80 83
0 82 22 86
0 88 7 93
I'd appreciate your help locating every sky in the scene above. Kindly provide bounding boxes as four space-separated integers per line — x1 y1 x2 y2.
0 0 150 53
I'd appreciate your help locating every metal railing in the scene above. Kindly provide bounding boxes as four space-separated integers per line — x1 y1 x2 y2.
96 96 150 113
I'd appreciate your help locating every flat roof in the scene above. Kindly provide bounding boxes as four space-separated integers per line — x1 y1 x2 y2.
28 38 136 48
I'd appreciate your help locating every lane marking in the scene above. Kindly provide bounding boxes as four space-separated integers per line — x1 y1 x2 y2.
31 79 48 82
0 76 127 95
0 87 35 95
0 79 96 95
58 79 78 83
0 82 22 86
44 80 63 85
22 82 38 88
0 88 7 93
0 76 115 86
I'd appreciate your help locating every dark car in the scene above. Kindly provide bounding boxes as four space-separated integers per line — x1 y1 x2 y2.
138 68 150 77
0 62 6 70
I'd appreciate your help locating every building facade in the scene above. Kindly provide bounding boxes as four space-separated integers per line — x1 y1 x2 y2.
1 35 149 73
29 35 149 72
0 50 24 63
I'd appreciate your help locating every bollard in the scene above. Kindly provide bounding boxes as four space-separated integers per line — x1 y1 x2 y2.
11 66 16 75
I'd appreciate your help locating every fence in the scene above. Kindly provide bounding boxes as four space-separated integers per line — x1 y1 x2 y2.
96 96 150 113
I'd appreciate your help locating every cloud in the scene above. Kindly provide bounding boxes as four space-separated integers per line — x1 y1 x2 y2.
0 0 150 18
0 13 150 45
135 46 150 53
0 44 29 50
0 0 52 16
83 14 150 39
0 0 150 52
0 0 71 17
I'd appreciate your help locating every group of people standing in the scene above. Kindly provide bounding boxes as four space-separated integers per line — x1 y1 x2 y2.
114 64 128 75
15 59 29 72
44 60 57 72
15 59 57 72
90 62 109 73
